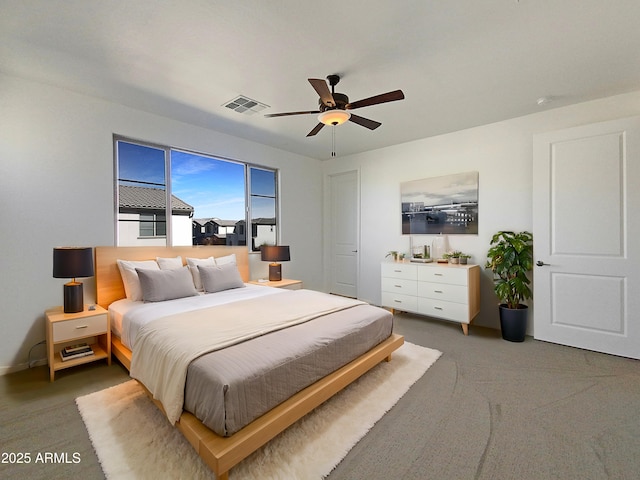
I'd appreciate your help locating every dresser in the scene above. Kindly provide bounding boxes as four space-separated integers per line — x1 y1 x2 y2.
381 261 480 335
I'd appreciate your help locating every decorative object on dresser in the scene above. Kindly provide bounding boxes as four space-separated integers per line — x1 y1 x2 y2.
459 254 471 264
443 250 463 264
53 247 95 313
486 231 534 342
45 304 111 381
381 260 480 335
409 236 432 263
442 251 471 264
431 234 450 262
260 245 291 281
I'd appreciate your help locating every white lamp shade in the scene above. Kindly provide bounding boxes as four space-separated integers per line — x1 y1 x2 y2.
318 110 351 126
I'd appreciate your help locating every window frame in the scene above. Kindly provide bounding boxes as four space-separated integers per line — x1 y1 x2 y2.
113 135 279 251
138 213 166 238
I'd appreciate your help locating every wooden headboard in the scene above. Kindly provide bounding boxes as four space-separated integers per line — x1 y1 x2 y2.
95 246 250 309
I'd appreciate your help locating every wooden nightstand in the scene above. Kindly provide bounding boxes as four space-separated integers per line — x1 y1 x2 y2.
45 305 111 381
248 278 303 290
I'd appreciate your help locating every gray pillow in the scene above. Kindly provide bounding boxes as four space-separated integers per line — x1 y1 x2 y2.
136 266 198 302
198 263 245 293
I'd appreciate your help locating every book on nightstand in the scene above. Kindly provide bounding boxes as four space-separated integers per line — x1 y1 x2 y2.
63 343 90 354
60 345 94 362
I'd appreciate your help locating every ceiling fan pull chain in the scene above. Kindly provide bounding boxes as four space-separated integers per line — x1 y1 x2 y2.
332 126 336 157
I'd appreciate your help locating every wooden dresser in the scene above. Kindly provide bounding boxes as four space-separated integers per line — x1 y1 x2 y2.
381 261 480 335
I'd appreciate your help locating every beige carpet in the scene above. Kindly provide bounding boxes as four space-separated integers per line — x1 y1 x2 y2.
76 342 440 479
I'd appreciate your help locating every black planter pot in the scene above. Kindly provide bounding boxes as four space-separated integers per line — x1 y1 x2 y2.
499 304 528 342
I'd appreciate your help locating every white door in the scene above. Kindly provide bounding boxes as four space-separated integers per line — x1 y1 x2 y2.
532 116 640 359
329 170 359 297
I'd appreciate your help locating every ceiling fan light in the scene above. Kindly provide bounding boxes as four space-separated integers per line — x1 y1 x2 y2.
318 110 351 126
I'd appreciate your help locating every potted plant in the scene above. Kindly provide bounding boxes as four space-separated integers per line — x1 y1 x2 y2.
459 254 471 265
485 231 533 342
385 251 399 261
444 250 462 264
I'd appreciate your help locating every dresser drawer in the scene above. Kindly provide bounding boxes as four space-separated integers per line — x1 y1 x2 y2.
381 262 417 280
52 313 108 342
418 282 468 304
382 277 418 296
382 292 418 312
418 266 468 285
417 298 469 323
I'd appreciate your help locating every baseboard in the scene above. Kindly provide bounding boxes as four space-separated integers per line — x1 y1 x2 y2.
0 357 47 376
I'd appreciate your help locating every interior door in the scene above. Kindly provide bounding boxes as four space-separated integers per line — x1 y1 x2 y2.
532 116 640 359
329 170 359 298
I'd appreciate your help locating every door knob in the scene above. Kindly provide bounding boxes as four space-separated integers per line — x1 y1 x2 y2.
536 260 549 267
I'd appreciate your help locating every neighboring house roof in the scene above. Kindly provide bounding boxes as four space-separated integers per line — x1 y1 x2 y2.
119 185 194 215
193 217 237 227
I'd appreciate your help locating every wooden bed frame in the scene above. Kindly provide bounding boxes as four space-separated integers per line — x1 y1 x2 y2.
95 245 404 480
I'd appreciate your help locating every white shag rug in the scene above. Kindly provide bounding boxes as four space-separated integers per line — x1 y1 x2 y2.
76 342 441 479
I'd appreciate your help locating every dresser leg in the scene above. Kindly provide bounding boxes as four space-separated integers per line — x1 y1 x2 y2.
461 323 469 336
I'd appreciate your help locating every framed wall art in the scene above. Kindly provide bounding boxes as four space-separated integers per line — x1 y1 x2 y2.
401 171 479 235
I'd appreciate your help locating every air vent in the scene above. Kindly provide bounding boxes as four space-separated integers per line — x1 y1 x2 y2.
223 96 269 115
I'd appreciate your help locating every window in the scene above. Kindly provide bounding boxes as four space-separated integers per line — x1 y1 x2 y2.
250 167 277 250
171 149 246 247
115 137 278 250
139 213 166 237
116 141 169 246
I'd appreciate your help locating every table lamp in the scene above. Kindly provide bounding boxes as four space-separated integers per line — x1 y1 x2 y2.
260 245 290 281
53 247 94 313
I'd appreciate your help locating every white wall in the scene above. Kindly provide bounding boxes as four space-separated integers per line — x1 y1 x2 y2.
0 73 323 373
118 213 192 246
323 90 640 330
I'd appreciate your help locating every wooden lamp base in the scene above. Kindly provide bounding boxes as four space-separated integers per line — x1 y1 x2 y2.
268 263 282 281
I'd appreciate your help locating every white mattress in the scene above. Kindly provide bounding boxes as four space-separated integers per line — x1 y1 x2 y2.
109 284 284 349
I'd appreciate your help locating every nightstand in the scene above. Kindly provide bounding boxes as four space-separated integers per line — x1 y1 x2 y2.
248 278 303 290
45 305 111 381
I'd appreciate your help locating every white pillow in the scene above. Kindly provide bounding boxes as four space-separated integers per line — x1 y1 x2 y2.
156 256 183 270
186 256 215 291
215 253 237 266
136 267 198 302
198 263 245 293
116 259 160 301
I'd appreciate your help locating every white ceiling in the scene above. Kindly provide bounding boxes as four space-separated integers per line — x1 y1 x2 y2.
2 0 640 160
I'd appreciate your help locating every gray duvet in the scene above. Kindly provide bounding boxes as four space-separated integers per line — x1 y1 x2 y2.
183 303 393 436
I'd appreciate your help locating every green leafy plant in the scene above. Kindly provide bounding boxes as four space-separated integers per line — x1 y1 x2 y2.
485 231 533 309
443 250 462 259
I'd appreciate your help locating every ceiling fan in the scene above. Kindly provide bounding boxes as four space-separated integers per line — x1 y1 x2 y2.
265 74 405 137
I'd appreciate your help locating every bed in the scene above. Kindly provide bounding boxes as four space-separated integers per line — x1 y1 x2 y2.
95 245 403 480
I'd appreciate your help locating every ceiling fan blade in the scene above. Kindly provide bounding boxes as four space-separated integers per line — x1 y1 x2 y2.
308 78 336 107
346 90 405 110
306 123 325 137
348 113 381 130
264 110 319 118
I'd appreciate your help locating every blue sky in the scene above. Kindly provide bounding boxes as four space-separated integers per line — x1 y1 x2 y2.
118 142 275 220
171 150 245 220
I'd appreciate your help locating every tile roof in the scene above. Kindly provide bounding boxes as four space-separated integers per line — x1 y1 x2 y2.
119 185 193 213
